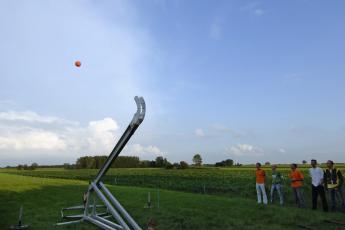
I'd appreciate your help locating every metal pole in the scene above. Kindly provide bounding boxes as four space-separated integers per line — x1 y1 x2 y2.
92 215 124 230
94 97 145 185
99 182 142 230
91 183 130 230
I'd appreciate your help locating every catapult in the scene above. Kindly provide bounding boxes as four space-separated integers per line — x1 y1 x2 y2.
56 96 145 230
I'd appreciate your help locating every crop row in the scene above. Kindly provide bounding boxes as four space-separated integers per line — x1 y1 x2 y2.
3 167 345 206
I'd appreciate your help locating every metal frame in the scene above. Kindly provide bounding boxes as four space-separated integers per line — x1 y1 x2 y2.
56 96 145 230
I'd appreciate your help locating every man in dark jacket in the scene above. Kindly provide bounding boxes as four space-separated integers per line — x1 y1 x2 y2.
324 160 345 211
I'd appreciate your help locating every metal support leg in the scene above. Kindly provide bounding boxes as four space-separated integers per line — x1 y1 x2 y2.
56 96 146 230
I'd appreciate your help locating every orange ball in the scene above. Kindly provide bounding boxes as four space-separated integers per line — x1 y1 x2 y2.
75 60 81 67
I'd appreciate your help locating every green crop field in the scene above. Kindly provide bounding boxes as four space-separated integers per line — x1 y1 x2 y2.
2 166 345 204
1 172 345 230
1 166 345 229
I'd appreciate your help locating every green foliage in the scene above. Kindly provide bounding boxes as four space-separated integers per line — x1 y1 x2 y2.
31 163 38 169
155 156 171 168
76 155 140 169
139 160 155 168
192 154 202 166
17 164 36 170
179 161 189 169
155 156 164 167
63 163 75 169
215 159 234 167
112 156 140 168
165 162 174 169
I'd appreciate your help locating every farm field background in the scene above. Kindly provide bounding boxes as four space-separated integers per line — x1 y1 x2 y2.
2 165 345 204
1 172 345 230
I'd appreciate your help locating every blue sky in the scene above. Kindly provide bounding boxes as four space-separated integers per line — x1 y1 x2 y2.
1 0 345 166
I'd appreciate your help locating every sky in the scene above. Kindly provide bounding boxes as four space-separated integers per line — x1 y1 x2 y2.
1 0 345 167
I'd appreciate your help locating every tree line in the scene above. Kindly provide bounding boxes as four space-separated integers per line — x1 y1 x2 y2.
14 153 238 170
73 153 235 169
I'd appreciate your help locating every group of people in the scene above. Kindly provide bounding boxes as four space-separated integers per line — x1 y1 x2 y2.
255 160 345 212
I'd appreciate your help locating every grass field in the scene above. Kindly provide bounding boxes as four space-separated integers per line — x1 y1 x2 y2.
3 166 345 205
1 173 345 230
1 167 345 229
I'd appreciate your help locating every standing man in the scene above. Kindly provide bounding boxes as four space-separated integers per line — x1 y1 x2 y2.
270 164 284 205
256 162 268 205
289 163 305 208
324 160 345 211
309 159 328 212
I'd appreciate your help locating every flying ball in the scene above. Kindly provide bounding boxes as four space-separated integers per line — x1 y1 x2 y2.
74 60 81 67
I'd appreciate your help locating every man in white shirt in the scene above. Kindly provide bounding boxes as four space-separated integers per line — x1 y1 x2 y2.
309 159 328 212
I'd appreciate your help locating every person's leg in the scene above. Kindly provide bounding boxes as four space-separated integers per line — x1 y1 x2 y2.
270 184 276 203
293 187 298 206
337 187 345 211
297 187 305 208
312 185 318 210
330 189 336 211
277 184 284 205
318 185 328 212
337 187 345 206
260 184 268 204
256 183 262 204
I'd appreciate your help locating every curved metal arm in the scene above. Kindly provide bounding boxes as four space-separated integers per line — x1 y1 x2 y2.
94 96 146 184
130 96 146 127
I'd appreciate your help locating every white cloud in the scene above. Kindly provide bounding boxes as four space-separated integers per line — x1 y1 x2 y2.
86 118 120 154
0 110 77 125
0 130 66 151
124 144 164 159
0 110 161 161
278 148 286 153
195 128 205 137
226 144 264 156
241 2 266 16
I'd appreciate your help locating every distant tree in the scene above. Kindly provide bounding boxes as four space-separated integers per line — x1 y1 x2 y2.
173 162 180 169
112 156 140 168
139 160 151 168
149 160 156 168
192 154 203 166
23 164 28 170
86 156 95 169
179 161 189 169
302 160 307 164
155 156 164 167
215 162 224 167
224 159 234 167
76 155 141 169
63 163 75 169
17 165 23 170
31 162 38 169
76 156 88 169
265 161 270 166
165 162 173 169
215 159 234 167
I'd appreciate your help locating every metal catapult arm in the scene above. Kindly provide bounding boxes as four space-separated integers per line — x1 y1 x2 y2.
94 96 146 185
